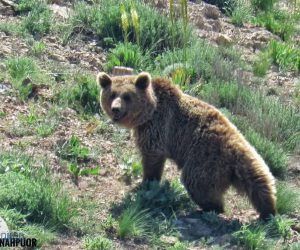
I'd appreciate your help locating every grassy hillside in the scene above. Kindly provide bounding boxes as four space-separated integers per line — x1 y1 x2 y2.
0 0 299 249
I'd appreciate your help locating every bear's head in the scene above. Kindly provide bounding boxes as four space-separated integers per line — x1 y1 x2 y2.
97 72 157 128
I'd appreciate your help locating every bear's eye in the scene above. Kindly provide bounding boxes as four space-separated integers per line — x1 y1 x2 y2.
123 94 131 102
110 92 117 100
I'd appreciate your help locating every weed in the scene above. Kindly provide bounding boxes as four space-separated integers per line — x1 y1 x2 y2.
254 10 296 41
231 0 253 26
68 163 100 186
31 41 46 57
0 151 32 175
16 0 45 14
0 207 26 230
276 182 300 214
251 0 278 11
69 0 191 54
105 42 149 72
21 224 56 247
6 57 37 100
266 215 295 241
117 205 150 239
56 135 90 162
0 156 76 231
83 235 113 250
233 224 266 250
253 51 272 77
268 40 300 72
58 74 100 114
198 81 300 152
120 155 143 180
155 41 242 83
228 114 288 177
167 241 189 250
22 4 52 36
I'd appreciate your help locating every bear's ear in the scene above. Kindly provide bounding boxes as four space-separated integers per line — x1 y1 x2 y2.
97 72 112 89
135 72 151 90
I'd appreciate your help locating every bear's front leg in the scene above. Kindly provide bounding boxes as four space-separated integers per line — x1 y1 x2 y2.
141 153 166 182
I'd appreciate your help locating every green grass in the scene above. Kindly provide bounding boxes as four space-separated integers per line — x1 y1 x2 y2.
22 4 52 36
268 40 300 72
0 152 76 232
21 224 56 247
198 81 300 152
251 0 278 11
66 0 192 54
253 51 272 77
111 180 194 244
117 205 151 239
83 235 113 250
225 112 288 177
266 215 295 241
276 182 300 214
233 224 267 250
57 73 100 114
154 40 242 83
230 0 253 26
55 135 90 162
105 42 150 72
253 10 297 41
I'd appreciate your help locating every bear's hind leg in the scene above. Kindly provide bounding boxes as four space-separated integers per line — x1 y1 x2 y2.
181 166 226 214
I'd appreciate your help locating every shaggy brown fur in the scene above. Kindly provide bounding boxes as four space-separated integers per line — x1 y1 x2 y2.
97 72 277 220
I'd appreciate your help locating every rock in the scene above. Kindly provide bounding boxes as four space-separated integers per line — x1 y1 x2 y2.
49 53 67 62
49 4 70 19
112 66 134 76
204 4 220 20
160 235 178 245
0 217 9 238
216 34 232 46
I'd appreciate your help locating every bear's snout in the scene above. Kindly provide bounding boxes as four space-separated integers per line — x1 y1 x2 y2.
111 97 126 120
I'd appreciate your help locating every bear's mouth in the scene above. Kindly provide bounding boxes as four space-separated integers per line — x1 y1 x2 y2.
112 112 127 122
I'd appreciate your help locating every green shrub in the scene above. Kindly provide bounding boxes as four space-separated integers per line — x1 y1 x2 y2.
253 51 272 77
228 114 288 178
117 205 150 239
0 170 75 231
16 0 45 13
6 56 37 100
251 0 278 11
56 135 90 162
105 42 150 72
266 215 295 240
69 0 191 53
154 41 242 83
0 207 26 230
231 0 253 26
233 224 266 250
58 74 100 114
21 224 56 247
268 40 300 72
23 4 52 36
276 182 300 214
254 10 296 41
198 82 300 152
83 235 113 250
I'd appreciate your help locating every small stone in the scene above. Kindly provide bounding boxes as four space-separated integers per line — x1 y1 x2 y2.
216 34 232 46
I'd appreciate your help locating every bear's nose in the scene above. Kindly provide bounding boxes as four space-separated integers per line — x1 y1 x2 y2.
112 107 121 115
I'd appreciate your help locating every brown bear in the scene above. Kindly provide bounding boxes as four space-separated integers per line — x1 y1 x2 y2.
97 71 277 220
